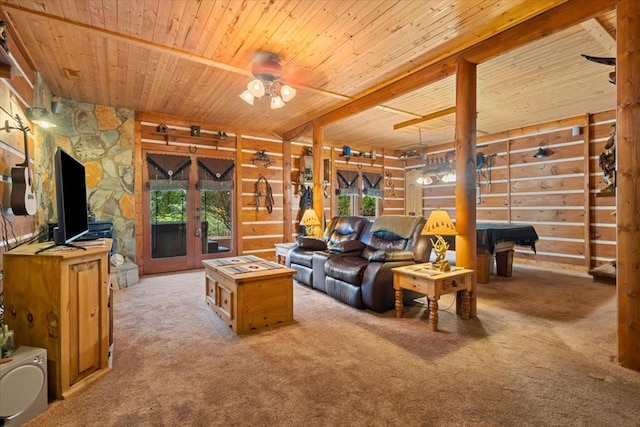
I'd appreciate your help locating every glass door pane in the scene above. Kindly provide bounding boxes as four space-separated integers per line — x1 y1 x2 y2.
150 188 187 259
200 188 233 254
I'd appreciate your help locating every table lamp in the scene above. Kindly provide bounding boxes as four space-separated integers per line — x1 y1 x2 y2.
300 208 322 238
422 208 457 272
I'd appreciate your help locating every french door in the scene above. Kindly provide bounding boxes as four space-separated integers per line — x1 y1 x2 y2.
142 150 236 274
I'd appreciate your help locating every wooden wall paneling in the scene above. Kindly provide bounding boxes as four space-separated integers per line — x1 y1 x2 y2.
510 208 584 223
583 114 592 268
312 123 323 222
510 176 584 193
322 145 331 221
282 137 292 242
240 137 285 259
290 141 312 238
591 225 616 242
506 139 512 223
475 208 509 222
511 193 585 207
329 145 337 218
381 155 404 215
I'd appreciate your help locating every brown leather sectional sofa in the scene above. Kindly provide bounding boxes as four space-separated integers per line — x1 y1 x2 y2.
287 215 430 312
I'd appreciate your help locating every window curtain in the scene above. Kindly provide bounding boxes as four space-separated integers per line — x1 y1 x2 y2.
197 158 235 191
362 172 383 198
146 154 191 190
336 169 360 196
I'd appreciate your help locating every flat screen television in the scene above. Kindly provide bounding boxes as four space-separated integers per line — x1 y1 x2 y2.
52 147 89 245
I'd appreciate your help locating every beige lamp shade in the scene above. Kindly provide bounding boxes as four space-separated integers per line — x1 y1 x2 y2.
422 209 457 236
300 208 321 226
300 208 321 238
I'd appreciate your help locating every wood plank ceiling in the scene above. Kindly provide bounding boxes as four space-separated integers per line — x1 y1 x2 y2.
0 0 617 152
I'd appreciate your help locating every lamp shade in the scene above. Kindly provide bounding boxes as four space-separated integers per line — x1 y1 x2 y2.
416 174 433 185
239 90 255 105
270 95 285 109
440 171 456 183
422 209 456 236
300 208 321 226
247 79 265 97
280 84 297 102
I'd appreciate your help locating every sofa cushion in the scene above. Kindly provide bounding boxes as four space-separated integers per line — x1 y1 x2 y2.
367 233 408 250
324 256 369 285
328 240 366 253
362 247 415 262
296 236 327 251
370 215 421 239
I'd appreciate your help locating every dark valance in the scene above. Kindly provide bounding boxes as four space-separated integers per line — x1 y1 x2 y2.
336 169 360 196
146 154 191 190
362 172 383 198
197 158 235 191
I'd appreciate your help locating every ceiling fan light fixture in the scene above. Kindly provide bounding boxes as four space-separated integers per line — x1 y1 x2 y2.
239 90 255 105
241 51 296 109
247 79 265 97
280 84 297 102
270 95 285 109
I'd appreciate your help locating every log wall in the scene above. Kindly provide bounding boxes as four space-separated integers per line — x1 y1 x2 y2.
136 116 405 264
414 110 616 271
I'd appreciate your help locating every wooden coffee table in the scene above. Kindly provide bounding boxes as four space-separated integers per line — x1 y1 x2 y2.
392 263 474 331
203 256 295 334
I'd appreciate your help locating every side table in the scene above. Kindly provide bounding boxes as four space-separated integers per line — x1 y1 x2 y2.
274 242 296 265
392 263 474 331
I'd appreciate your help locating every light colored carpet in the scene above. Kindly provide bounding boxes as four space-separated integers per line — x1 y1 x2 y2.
24 266 640 426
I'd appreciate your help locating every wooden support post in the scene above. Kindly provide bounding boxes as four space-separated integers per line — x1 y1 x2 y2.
282 137 293 242
454 57 477 318
312 123 324 223
235 134 244 254
616 0 640 371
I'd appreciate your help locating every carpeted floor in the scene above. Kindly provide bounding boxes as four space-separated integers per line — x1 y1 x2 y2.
24 265 640 426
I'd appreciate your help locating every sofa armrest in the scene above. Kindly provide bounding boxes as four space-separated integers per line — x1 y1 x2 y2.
328 240 366 254
296 237 327 251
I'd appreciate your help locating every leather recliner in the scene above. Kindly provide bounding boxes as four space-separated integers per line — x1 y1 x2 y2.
286 216 370 287
323 215 429 312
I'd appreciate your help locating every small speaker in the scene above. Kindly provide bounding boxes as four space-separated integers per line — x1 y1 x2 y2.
0 346 48 426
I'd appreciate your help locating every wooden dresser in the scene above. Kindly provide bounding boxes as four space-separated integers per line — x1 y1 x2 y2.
3 240 112 399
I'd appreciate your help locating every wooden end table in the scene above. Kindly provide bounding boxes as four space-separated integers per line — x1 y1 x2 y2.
392 263 474 331
274 242 296 265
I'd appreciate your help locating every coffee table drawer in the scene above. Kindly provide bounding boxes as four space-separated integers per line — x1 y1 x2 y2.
215 282 234 320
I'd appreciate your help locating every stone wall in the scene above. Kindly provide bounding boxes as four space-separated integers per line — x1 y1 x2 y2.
36 101 136 261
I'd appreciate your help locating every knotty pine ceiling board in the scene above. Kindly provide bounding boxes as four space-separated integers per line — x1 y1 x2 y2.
477 24 615 136
0 0 614 151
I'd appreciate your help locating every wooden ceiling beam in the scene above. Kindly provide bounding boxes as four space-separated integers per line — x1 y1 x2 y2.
393 106 456 130
283 0 616 141
581 18 616 55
